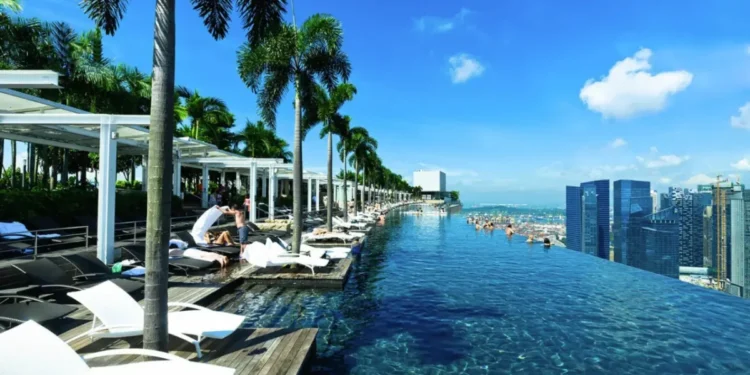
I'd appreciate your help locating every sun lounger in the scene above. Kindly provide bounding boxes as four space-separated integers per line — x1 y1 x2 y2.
59 252 145 292
120 244 217 274
0 295 76 329
14 258 144 295
332 216 368 230
67 280 246 358
0 320 235 374
174 231 240 256
268 235 349 259
244 241 329 275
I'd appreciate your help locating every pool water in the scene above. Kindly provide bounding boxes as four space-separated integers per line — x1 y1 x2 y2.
223 209 750 374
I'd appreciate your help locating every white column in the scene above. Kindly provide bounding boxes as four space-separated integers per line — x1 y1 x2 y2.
220 170 226 186
249 162 257 222
235 170 241 191
97 118 117 264
201 164 209 208
172 151 181 196
141 155 148 192
262 174 267 198
307 178 312 213
316 179 321 211
269 168 276 219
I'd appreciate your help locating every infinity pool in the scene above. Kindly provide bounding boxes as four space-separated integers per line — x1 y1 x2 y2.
222 208 750 374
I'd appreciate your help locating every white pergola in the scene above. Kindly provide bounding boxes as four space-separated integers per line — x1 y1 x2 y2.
0 70 411 263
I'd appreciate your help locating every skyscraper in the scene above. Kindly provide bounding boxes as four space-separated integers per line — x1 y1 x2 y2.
565 186 582 251
650 189 659 213
581 180 610 259
660 193 671 211
642 207 680 278
613 180 653 267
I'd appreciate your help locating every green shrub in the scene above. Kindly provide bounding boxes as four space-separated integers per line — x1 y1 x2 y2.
0 189 184 224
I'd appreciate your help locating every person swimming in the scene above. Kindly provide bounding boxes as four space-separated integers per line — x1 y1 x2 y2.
526 234 534 244
543 238 552 248
505 224 514 237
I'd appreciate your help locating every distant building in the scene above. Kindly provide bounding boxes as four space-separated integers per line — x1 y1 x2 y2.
413 170 447 200
565 186 582 251
581 180 610 259
659 193 671 212
650 189 659 213
642 207 680 278
613 180 653 267
703 206 714 268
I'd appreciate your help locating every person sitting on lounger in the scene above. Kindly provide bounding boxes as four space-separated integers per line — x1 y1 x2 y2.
219 204 248 254
204 230 235 246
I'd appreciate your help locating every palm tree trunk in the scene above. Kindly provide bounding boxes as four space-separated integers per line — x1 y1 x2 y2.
130 157 136 184
29 144 35 187
326 131 333 232
353 159 358 214
61 149 68 186
342 148 348 222
0 138 4 175
143 0 175 352
291 83 303 255
361 165 366 209
10 141 16 188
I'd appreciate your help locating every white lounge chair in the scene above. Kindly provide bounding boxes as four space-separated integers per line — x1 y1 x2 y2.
270 237 349 259
0 320 234 375
332 216 368 230
67 281 245 358
244 242 329 275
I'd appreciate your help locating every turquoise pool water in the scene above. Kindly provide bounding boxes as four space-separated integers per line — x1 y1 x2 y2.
224 209 750 374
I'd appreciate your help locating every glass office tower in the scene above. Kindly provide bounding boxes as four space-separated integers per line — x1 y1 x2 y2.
642 207 680 278
613 180 652 267
565 186 582 251
581 180 610 259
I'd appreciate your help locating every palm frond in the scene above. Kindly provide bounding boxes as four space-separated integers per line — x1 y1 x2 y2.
80 0 128 36
191 0 233 39
237 0 287 47
257 64 291 129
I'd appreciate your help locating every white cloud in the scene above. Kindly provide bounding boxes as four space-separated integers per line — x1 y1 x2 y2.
609 138 627 148
414 8 471 33
685 173 716 185
637 154 690 168
448 54 485 83
730 102 750 129
659 177 672 184
649 146 659 153
579 48 693 119
731 157 750 171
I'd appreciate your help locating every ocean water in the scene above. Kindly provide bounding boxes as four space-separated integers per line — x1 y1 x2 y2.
222 208 750 374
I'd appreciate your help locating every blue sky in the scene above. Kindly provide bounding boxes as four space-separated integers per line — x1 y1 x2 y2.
7 0 750 206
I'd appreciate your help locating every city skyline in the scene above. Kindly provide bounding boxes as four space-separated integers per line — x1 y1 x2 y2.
8 0 750 204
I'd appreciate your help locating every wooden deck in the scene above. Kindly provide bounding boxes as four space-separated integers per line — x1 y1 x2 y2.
245 257 353 289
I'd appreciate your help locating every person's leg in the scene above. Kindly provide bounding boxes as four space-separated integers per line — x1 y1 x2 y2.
238 226 248 255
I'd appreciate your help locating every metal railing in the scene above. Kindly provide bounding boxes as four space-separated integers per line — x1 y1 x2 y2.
0 225 89 260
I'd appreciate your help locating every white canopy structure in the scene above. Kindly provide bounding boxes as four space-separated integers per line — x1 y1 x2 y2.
0 70 409 263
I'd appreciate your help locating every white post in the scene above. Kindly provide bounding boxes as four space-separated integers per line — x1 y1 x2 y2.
249 162 257 222
235 170 241 192
201 164 209 208
141 155 148 192
221 170 226 186
172 151 180 196
97 117 117 264
269 167 276 219
316 179 321 211
307 178 312 213
262 174 267 198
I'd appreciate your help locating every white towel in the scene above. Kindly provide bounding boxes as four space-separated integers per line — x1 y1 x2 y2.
0 221 60 239
169 239 188 250
122 266 146 276
190 206 224 245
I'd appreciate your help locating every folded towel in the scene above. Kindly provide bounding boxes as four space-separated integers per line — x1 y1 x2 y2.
169 239 188 250
122 266 145 276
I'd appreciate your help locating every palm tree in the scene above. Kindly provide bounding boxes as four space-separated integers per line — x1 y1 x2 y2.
348 129 377 213
175 87 231 140
80 0 287 351
336 123 368 220
304 82 356 231
333 116 352 220
0 0 22 12
237 14 351 254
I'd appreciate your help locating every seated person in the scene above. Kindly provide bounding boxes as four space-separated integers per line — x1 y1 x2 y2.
204 230 235 246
